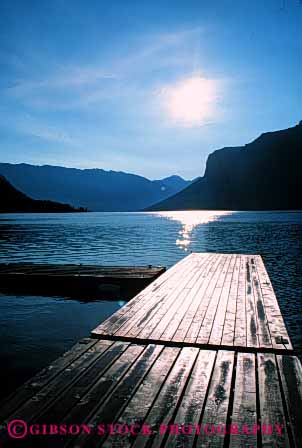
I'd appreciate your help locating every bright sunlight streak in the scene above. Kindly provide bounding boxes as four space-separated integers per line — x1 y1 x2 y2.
151 210 233 250
159 75 221 127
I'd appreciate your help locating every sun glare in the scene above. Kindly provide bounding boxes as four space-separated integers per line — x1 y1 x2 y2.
160 75 220 127
151 211 233 250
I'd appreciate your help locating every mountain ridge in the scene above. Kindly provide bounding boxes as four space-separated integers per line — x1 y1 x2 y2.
0 163 191 212
147 122 302 211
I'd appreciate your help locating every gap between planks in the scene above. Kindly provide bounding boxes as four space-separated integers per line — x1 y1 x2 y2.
90 333 300 356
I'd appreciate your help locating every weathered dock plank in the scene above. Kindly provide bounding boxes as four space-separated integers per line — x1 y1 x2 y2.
258 353 291 448
255 256 292 350
92 253 292 351
1 340 301 448
0 263 165 299
230 352 257 448
277 355 302 448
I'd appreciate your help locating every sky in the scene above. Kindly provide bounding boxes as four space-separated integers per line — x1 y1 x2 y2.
0 0 301 179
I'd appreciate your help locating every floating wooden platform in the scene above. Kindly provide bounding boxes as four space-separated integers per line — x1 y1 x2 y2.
0 263 165 299
0 253 301 448
93 253 292 351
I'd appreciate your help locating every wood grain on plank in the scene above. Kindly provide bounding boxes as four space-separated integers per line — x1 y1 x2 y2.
165 254 219 343
234 255 247 347
196 255 234 344
184 255 228 344
92 254 194 337
131 347 199 448
208 255 237 346
255 257 292 350
277 355 302 448
196 350 235 448
245 257 259 348
166 350 216 448
249 256 272 348
257 353 290 448
172 254 221 343
142 254 214 341
102 346 181 448
120 257 201 339
36 341 133 424
230 352 257 448
71 344 164 448
221 255 241 346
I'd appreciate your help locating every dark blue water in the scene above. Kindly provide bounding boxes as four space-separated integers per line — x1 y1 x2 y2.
0 211 301 400
0 295 122 400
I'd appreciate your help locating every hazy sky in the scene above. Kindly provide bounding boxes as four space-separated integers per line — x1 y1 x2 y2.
0 0 301 179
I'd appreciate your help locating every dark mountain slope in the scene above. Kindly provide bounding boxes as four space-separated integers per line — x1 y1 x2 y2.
0 175 84 213
147 122 302 211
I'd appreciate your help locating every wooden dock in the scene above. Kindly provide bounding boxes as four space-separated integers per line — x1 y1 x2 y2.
93 253 292 351
0 253 301 448
0 263 165 299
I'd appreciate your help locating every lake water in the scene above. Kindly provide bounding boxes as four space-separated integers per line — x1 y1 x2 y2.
0 211 301 400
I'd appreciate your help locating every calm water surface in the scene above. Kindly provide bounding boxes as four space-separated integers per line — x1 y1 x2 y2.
0 211 301 399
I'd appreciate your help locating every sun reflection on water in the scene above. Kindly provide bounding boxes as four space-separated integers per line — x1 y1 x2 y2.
150 210 233 250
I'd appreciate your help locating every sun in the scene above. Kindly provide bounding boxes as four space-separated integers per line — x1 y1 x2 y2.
160 75 220 127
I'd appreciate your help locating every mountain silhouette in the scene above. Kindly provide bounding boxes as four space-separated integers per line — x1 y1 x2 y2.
0 164 191 211
0 175 85 213
147 122 302 211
